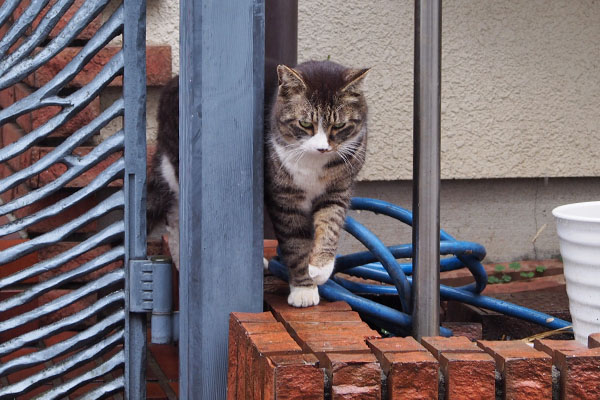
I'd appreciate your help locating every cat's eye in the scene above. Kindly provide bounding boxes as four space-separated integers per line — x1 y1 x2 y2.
333 122 346 129
299 120 313 129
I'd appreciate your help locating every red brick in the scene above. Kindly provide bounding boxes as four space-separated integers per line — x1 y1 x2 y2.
323 352 381 400
24 146 122 188
148 343 178 381
229 313 300 400
2 347 47 384
68 383 101 398
384 351 439 400
146 382 168 399
533 339 587 363
0 239 39 282
0 290 39 342
37 290 98 325
263 353 322 400
589 333 600 349
29 97 101 138
367 336 427 362
555 348 600 399
0 85 15 109
247 331 303 400
278 311 362 324
1 123 25 172
13 192 99 234
265 293 352 316
43 330 78 347
230 311 278 324
441 322 482 341
421 336 483 359
479 340 551 400
31 46 172 88
303 337 371 359
31 0 102 40
13 83 33 132
264 239 278 259
439 352 495 400
36 243 122 283
16 384 53 400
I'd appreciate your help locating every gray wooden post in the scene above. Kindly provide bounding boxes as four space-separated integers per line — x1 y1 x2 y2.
179 1 265 398
412 0 442 339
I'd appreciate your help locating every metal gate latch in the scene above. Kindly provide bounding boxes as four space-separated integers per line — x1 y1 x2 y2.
130 259 178 344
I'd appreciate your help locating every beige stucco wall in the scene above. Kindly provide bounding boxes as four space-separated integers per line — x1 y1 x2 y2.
140 1 599 181
298 0 600 181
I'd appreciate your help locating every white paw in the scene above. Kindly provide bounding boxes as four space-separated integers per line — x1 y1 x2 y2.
287 285 320 307
308 259 335 285
263 257 269 270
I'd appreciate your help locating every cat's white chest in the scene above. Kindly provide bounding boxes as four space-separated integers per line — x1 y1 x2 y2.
275 145 331 211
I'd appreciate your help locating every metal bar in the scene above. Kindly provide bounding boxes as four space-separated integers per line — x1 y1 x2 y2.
412 0 442 339
0 132 124 216
0 310 124 376
0 270 124 333
0 4 123 90
123 0 148 398
0 291 124 357
0 221 124 288
35 350 124 400
263 0 297 239
0 191 124 264
0 330 124 397
179 0 265 397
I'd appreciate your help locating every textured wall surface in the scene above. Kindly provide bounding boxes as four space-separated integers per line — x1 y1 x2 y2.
298 0 600 180
340 177 600 262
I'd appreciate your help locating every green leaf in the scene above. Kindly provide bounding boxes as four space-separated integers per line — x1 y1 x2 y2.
520 271 534 279
509 262 522 271
488 276 501 284
536 266 547 273
501 274 512 283
494 264 505 272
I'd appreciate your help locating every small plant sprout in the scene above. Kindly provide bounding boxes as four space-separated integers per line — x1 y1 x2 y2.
520 271 535 279
501 274 512 283
509 262 522 271
488 276 501 284
494 264 505 272
536 265 547 274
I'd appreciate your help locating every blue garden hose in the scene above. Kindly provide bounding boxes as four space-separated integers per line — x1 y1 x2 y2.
268 197 571 336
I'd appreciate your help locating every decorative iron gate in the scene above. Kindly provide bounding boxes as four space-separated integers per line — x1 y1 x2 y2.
0 0 147 398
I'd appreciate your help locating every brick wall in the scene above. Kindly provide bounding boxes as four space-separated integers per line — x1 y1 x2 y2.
228 293 600 400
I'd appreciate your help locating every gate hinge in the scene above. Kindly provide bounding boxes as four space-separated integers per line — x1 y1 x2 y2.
130 258 178 343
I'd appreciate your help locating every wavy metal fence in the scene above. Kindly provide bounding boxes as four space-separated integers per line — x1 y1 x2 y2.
0 0 147 398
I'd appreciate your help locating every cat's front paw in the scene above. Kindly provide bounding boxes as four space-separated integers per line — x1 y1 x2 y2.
308 259 335 285
288 285 320 307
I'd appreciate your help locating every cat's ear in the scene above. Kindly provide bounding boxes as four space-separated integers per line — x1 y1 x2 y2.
277 65 306 91
342 68 370 92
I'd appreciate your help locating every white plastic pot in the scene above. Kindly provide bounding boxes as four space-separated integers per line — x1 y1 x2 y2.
553 201 600 344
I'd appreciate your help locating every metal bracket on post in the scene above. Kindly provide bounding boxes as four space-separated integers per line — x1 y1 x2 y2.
129 259 178 344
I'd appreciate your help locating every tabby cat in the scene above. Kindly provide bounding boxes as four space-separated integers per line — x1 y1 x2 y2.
266 61 369 307
147 61 369 309
147 76 180 268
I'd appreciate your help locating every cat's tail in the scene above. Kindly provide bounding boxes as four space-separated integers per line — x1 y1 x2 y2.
146 153 174 234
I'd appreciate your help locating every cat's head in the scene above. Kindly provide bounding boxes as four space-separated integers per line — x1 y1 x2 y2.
271 60 369 156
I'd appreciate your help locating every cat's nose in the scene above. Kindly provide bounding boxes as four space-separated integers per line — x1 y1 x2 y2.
317 147 331 153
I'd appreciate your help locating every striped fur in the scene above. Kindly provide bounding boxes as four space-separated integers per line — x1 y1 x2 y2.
265 60 369 307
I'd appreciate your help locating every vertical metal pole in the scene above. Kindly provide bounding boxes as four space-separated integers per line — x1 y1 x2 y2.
264 0 297 103
412 0 442 339
179 1 265 398
123 0 148 398
263 0 297 239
